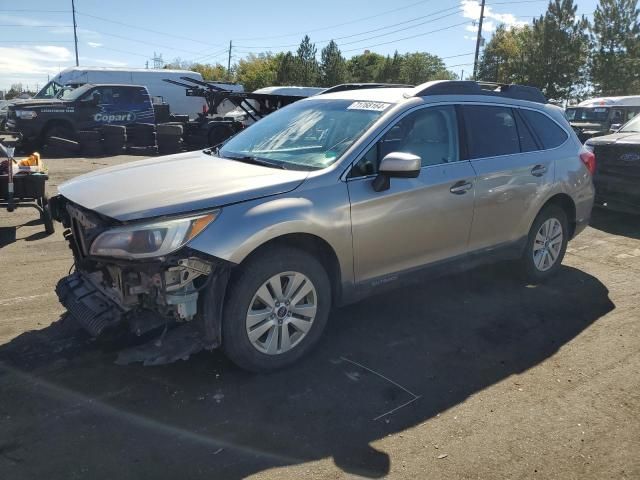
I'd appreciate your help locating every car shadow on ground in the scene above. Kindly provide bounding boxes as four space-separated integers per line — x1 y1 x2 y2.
590 207 640 240
0 264 614 479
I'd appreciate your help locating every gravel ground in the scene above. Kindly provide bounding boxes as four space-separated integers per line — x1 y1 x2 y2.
0 155 638 480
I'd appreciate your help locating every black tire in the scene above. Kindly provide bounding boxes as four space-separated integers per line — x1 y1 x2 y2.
520 205 569 284
102 137 125 156
207 124 234 147
157 123 183 136
41 198 55 235
222 246 331 372
126 145 158 156
157 135 182 155
101 124 126 134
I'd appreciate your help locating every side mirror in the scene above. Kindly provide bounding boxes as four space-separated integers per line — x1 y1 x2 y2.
90 92 102 105
609 123 622 133
372 152 421 192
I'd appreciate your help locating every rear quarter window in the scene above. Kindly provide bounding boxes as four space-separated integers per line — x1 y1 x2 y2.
520 109 568 149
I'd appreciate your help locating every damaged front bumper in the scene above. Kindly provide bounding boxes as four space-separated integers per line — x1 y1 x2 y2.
52 196 233 362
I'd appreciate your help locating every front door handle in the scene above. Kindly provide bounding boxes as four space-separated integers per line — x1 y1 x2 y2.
531 164 548 177
450 180 473 195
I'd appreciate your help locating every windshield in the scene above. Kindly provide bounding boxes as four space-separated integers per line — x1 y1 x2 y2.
219 99 390 170
620 115 640 133
60 84 93 101
565 107 610 123
34 81 63 99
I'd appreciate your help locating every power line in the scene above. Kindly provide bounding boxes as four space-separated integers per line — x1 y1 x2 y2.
342 20 473 53
0 9 69 12
234 0 435 41
236 6 463 50
0 24 73 27
0 40 74 42
79 29 205 56
75 11 227 48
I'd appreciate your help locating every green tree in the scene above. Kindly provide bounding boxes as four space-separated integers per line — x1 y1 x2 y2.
295 35 319 86
478 25 532 84
235 53 278 91
399 52 455 84
528 0 590 100
319 40 346 87
591 0 640 95
275 51 297 85
375 51 404 83
189 63 229 81
346 51 386 82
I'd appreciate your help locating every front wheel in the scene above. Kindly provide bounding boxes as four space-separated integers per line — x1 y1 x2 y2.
520 205 568 283
222 247 331 372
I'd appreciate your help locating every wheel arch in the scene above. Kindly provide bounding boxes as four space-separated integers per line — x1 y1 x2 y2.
237 233 343 306
537 193 577 238
41 118 75 140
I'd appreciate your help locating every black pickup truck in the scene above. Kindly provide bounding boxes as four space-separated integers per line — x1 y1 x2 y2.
586 115 640 214
5 84 156 147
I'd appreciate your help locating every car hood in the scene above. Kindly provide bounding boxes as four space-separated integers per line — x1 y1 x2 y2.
58 151 309 221
8 99 66 110
586 132 640 146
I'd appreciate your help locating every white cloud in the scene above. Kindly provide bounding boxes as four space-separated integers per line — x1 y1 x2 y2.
0 46 74 90
87 42 103 48
460 0 528 34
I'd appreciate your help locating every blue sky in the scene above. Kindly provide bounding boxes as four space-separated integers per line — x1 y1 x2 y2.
0 0 599 91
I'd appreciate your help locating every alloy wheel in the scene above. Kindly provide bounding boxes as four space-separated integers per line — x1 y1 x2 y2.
532 218 563 272
245 271 318 355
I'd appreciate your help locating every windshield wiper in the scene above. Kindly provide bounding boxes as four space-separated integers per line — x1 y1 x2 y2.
222 154 287 170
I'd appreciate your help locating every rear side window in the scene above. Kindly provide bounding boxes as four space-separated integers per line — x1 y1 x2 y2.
461 105 520 159
520 109 568 149
514 110 539 152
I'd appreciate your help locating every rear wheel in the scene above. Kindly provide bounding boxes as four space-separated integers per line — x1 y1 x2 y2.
520 205 568 283
222 247 331 372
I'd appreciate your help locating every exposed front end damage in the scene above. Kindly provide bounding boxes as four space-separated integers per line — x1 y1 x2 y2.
51 195 232 365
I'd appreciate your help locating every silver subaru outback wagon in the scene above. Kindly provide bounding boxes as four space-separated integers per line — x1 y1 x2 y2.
51 80 595 372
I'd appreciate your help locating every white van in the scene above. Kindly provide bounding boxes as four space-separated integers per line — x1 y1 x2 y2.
566 95 640 141
37 67 209 118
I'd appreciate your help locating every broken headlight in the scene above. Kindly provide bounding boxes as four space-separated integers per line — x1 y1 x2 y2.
89 211 219 259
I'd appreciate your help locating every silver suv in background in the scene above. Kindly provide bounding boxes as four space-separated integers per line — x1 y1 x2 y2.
51 81 595 372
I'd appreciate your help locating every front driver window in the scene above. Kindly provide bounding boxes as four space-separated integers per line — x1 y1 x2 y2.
350 105 459 177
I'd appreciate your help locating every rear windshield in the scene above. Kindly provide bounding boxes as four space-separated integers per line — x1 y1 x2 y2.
565 107 609 122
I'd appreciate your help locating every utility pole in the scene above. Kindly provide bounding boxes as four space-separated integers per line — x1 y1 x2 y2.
472 0 486 80
71 0 79 66
227 40 232 76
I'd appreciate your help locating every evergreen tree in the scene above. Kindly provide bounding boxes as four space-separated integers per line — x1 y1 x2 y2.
319 40 346 87
591 0 640 94
295 35 319 86
528 0 590 100
275 51 297 85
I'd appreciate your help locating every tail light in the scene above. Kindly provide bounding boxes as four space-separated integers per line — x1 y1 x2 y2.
202 104 208 115
580 147 596 175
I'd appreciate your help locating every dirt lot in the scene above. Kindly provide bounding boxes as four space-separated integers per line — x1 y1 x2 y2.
0 155 638 480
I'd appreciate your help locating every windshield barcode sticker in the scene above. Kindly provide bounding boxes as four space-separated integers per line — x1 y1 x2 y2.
347 101 391 112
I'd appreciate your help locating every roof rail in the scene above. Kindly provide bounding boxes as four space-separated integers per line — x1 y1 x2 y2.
320 83 414 95
412 80 547 104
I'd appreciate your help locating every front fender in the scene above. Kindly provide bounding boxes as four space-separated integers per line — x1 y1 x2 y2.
186 182 354 285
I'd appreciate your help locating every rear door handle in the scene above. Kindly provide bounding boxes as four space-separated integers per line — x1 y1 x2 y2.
531 164 548 177
450 180 473 195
